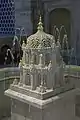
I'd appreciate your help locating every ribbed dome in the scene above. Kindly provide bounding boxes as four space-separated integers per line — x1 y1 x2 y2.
27 16 55 48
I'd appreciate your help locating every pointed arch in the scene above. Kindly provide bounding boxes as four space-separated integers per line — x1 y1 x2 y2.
49 8 71 46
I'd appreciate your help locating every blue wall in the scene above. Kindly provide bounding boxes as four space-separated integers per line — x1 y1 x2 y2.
0 0 15 37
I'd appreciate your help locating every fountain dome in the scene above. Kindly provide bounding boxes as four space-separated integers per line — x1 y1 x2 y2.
27 16 55 48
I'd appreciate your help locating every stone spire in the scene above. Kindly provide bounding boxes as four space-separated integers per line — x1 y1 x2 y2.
37 15 43 31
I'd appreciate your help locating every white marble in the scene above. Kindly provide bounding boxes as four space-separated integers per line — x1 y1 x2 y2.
5 88 80 120
5 15 79 120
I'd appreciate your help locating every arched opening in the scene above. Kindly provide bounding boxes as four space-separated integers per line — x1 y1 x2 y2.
1 44 11 53
34 54 37 64
26 74 31 85
0 44 11 65
45 53 51 65
38 73 41 86
49 8 71 46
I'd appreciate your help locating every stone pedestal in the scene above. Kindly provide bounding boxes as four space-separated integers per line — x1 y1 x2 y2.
5 88 79 120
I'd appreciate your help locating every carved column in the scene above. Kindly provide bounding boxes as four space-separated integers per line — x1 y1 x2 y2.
31 51 34 64
43 53 45 65
36 52 39 64
39 54 44 67
30 64 36 90
18 60 23 86
30 74 35 90
23 69 26 87
34 52 36 64
39 69 46 93
25 69 29 85
52 48 56 70
22 41 26 64
26 51 29 64
47 61 53 89
30 73 34 90
22 49 26 65
28 50 31 64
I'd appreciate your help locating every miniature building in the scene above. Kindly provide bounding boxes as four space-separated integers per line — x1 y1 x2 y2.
6 16 74 99
5 16 79 120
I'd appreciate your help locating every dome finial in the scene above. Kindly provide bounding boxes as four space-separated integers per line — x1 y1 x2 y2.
37 15 43 31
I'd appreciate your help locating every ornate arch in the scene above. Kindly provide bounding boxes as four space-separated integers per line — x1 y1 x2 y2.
49 8 71 45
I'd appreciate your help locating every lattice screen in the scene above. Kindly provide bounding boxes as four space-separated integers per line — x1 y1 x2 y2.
0 0 15 36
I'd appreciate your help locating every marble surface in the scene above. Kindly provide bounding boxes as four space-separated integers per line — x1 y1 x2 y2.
5 88 80 109
5 88 80 120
